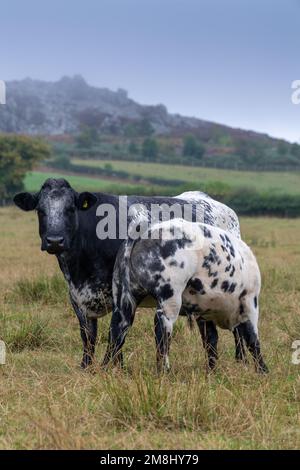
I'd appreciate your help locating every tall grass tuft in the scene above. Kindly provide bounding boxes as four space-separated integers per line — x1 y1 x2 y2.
99 371 213 431
1 313 53 352
8 274 68 305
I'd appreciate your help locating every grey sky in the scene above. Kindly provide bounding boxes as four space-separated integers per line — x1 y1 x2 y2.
1 0 300 141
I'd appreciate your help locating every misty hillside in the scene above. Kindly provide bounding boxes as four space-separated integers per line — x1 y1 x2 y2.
0 75 277 144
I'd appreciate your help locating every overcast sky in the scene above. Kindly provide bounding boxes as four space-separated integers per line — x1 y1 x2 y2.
1 0 300 141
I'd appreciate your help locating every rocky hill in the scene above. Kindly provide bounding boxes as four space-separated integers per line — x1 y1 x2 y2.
0 75 275 144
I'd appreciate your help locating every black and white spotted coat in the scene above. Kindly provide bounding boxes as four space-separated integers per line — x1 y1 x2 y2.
105 219 268 373
65 190 241 321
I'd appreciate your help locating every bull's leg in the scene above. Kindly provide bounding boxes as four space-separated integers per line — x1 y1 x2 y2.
237 321 268 373
71 299 98 369
102 301 136 368
196 319 218 371
233 326 247 362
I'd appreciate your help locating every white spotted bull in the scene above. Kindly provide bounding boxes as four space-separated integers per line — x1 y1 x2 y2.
103 219 268 373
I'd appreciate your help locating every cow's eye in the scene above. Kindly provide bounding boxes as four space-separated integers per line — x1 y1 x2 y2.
67 207 75 214
38 209 46 217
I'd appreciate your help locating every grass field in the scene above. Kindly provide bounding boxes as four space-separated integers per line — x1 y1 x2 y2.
0 208 300 449
24 164 300 202
73 159 300 195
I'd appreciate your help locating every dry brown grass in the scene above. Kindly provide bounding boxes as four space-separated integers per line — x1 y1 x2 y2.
0 207 300 449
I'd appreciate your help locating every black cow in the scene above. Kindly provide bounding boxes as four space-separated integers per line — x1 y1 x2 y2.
14 178 245 369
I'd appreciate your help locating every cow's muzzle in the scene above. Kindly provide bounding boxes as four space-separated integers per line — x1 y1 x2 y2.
45 236 65 254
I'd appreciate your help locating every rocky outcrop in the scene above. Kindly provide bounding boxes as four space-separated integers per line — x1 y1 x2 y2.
0 75 271 143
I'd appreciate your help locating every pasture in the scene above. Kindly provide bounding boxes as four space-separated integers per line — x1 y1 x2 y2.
72 159 300 195
0 207 300 449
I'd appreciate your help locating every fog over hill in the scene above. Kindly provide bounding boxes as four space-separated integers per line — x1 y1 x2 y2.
0 75 278 144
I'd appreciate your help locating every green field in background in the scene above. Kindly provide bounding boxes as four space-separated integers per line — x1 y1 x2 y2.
73 158 300 194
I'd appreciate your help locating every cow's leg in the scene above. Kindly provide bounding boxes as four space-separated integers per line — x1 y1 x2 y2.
71 299 98 369
154 307 172 373
102 301 136 368
196 319 219 371
81 318 98 368
233 326 247 362
237 321 268 373
154 296 182 374
238 297 268 373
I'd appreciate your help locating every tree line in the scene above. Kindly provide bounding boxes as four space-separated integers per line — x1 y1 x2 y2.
1 133 300 217
73 124 300 171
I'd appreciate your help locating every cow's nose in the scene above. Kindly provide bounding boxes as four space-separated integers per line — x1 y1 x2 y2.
46 236 64 247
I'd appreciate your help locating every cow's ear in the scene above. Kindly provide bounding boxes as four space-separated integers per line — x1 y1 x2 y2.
13 192 38 211
77 192 98 211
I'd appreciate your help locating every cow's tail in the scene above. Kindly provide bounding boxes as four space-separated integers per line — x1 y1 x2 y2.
120 236 139 308
187 313 195 330
123 236 137 276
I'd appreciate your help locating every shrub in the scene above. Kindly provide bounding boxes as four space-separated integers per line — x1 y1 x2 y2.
0 135 50 202
182 134 205 159
142 138 159 160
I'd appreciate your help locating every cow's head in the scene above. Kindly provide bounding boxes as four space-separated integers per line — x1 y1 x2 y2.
14 178 97 254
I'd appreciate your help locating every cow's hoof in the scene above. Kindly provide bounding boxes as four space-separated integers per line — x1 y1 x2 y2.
207 357 218 371
80 357 93 370
235 355 249 364
256 363 269 374
156 365 171 376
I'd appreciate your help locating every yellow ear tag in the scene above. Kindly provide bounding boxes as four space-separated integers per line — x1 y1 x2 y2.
82 200 88 209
